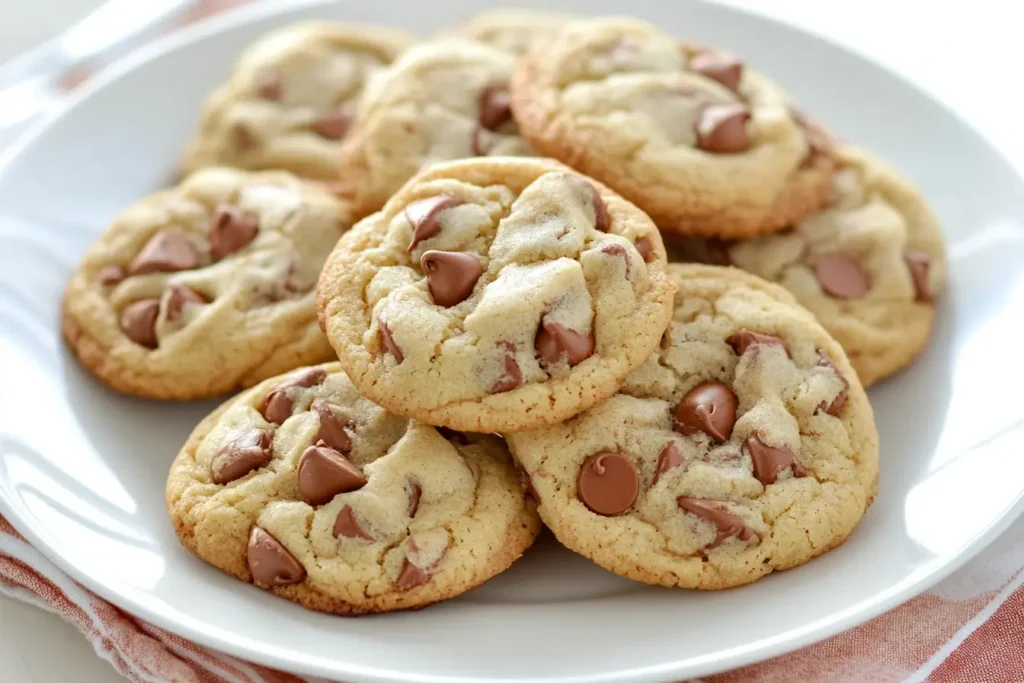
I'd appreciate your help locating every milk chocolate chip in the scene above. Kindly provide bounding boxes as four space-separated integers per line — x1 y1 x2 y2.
653 441 684 484
674 381 738 443
677 497 758 548
258 367 326 425
247 526 305 589
690 50 743 92
577 452 638 516
312 108 352 140
421 251 482 307
727 329 790 357
209 204 258 261
490 342 522 393
378 317 404 364
904 250 934 303
333 505 373 540
297 443 366 506
746 432 806 485
256 70 281 100
395 559 429 591
210 429 273 484
120 299 160 348
162 284 206 323
535 318 594 367
130 229 200 275
816 351 849 416
695 103 751 153
405 195 463 251
589 183 610 233
634 237 654 263
97 264 126 286
478 86 512 130
815 253 869 299
312 400 351 453
406 482 422 517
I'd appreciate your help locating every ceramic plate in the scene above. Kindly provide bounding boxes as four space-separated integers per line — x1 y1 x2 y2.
1 1 1022 681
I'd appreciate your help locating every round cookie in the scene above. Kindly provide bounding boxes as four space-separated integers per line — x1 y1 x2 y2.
510 17 835 238
63 167 352 399
317 157 676 433
674 145 945 386
444 9 579 56
507 264 879 590
167 363 541 614
180 22 416 181
334 39 535 217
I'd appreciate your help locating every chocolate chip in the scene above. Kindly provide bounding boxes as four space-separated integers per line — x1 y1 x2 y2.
634 237 654 263
297 443 366 506
210 429 273 484
790 106 834 161
577 452 639 516
690 50 743 92
421 251 482 307
247 526 305 589
904 250 934 303
677 497 758 548
333 505 373 540
653 442 684 484
490 342 522 393
405 195 463 252
727 329 790 357
233 123 257 152
162 284 206 323
600 243 631 279
256 70 282 101
97 264 126 286
746 432 806 485
406 482 422 517
129 229 200 275
395 557 429 591
589 183 610 232
209 204 258 261
258 367 327 425
535 318 594 367
378 317 404 364
120 299 160 348
706 239 733 266
312 108 352 140
478 86 512 131
470 126 488 157
312 400 352 453
674 381 738 443
816 351 849 416
695 103 751 153
815 253 869 299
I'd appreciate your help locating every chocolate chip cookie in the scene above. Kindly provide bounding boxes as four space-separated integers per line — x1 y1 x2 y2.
317 157 676 432
181 22 415 181
444 8 578 55
510 17 835 238
675 146 945 385
63 167 352 399
507 264 879 589
334 39 535 217
166 363 541 614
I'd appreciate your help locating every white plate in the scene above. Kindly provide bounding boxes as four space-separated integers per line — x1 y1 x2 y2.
1 1 1022 681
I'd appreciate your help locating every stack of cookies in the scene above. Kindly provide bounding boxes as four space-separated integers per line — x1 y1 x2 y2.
61 11 944 613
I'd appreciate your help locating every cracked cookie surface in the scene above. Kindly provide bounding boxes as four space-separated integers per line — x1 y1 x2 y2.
506 264 879 589
444 8 579 56
334 39 536 217
166 362 541 614
181 22 415 181
510 17 834 238
673 146 946 386
317 157 676 432
63 167 352 399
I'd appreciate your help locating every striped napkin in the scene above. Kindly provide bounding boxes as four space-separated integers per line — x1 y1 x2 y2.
1 1 1022 681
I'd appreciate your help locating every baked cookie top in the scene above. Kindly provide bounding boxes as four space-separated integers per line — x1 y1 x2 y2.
181 22 416 180
62 167 351 399
335 39 535 217
444 8 578 55
507 264 879 589
166 363 541 614
510 17 834 238
679 145 946 385
317 157 676 432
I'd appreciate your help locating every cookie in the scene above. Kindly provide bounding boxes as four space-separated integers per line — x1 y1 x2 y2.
166 363 541 614
317 157 676 432
507 264 879 589
334 39 535 217
444 9 578 55
181 22 415 181
674 146 945 386
510 17 835 238
63 167 352 399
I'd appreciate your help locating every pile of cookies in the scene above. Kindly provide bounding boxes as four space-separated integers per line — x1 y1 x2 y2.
61 10 944 613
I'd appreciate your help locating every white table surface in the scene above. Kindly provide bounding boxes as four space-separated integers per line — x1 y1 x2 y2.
0 1 1020 681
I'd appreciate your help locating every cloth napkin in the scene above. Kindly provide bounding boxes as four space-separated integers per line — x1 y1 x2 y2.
1 2 1022 682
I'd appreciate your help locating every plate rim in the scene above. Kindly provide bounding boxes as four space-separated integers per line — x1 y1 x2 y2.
0 0 1022 680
